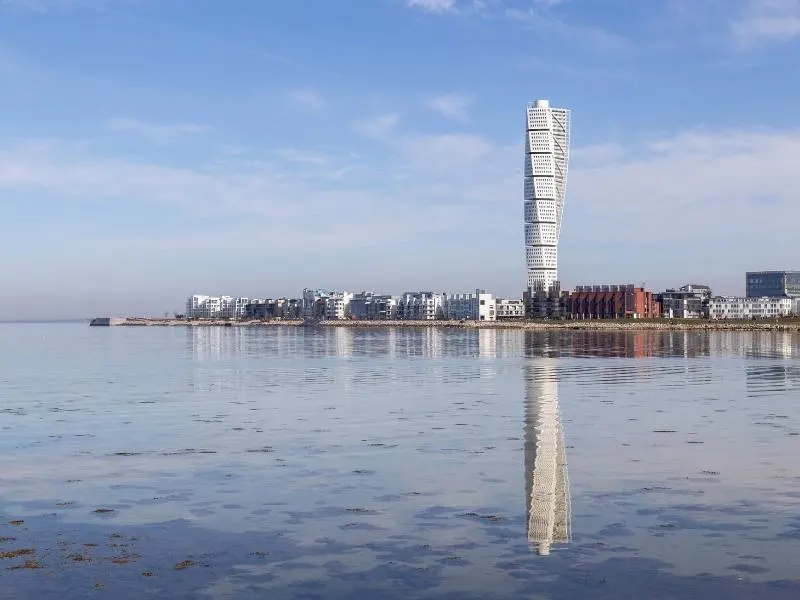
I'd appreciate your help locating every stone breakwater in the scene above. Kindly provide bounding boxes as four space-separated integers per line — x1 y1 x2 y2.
90 318 800 331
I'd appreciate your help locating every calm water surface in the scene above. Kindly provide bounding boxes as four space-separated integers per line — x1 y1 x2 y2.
1 324 799 599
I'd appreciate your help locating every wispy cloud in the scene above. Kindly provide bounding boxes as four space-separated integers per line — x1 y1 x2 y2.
353 113 401 139
425 93 474 121
505 5 628 52
4 121 800 306
286 88 326 111
106 118 210 142
406 0 458 13
732 0 800 43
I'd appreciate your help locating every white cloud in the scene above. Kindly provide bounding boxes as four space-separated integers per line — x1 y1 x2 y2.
406 0 457 13
505 6 628 52
3 122 800 308
732 0 800 43
106 118 209 142
426 93 474 121
286 88 326 111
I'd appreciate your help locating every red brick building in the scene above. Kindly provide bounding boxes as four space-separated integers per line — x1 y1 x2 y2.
568 285 661 319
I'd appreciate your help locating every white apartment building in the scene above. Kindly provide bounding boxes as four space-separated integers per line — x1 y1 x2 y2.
185 295 249 319
708 296 794 320
302 288 331 318
525 99 570 294
496 299 526 320
324 291 354 320
397 292 443 320
443 289 496 321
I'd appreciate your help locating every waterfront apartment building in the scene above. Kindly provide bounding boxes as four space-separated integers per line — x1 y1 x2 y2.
568 285 661 320
244 298 301 320
302 288 332 319
496 299 526 320
397 292 443 320
349 292 398 320
324 291 354 320
708 296 795 320
746 271 800 298
524 99 570 295
660 284 712 319
443 289 496 321
524 284 569 319
185 295 249 319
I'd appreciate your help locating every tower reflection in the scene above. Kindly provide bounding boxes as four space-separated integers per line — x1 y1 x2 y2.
523 344 571 555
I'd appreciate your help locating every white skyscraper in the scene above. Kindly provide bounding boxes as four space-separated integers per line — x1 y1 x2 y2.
524 99 571 292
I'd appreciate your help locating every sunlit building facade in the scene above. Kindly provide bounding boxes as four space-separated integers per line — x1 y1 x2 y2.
524 99 570 294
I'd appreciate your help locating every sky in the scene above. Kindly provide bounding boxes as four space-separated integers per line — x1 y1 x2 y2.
1 0 800 318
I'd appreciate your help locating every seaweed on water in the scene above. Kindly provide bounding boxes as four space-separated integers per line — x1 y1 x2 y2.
0 548 35 560
8 559 41 570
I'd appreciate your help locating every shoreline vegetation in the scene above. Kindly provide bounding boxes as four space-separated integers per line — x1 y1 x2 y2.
90 317 800 331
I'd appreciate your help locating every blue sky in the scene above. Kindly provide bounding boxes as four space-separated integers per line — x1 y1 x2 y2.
2 0 800 318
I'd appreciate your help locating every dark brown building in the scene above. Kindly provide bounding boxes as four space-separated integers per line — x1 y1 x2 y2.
568 285 661 320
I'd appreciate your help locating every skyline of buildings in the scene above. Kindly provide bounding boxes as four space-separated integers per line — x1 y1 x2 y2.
180 101 800 323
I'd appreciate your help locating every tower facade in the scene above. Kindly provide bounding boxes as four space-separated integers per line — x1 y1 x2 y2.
524 99 570 293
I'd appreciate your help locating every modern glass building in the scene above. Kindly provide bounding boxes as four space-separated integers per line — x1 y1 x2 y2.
524 99 570 293
745 271 800 298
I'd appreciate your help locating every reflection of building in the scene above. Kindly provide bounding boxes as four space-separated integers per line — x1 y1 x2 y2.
478 329 497 358
523 353 571 555
189 326 247 361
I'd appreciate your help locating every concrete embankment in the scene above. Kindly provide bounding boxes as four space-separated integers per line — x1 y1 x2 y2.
90 317 800 331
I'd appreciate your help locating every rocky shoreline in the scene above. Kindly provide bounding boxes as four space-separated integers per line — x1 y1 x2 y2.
90 317 800 331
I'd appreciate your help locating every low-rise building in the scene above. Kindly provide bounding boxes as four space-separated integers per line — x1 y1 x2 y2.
746 271 800 298
496 299 526 320
324 291 354 320
186 295 249 319
220 296 249 319
350 292 398 320
660 284 712 319
397 292 443 320
708 296 794 320
245 298 302 319
443 289 496 321
524 284 569 319
302 288 331 319
568 285 661 320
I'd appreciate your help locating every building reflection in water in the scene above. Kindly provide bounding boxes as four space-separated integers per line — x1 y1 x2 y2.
523 334 571 556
